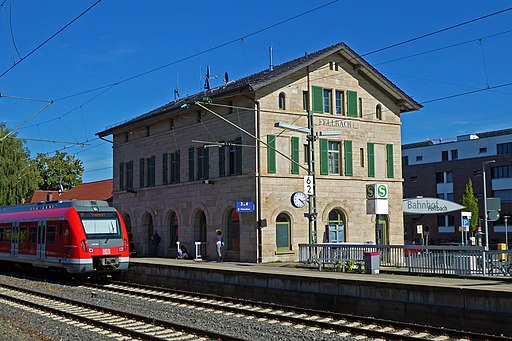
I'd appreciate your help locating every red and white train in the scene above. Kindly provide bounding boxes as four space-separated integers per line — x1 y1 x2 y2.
0 200 129 274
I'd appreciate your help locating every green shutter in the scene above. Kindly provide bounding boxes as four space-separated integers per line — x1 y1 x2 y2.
188 147 194 181
204 148 209 179
162 153 168 185
386 144 394 178
347 90 358 117
312 86 323 113
219 144 226 177
139 158 145 187
119 162 125 190
291 137 299 174
176 150 181 183
235 137 242 175
344 140 353 176
319 138 328 175
367 142 375 178
267 135 276 173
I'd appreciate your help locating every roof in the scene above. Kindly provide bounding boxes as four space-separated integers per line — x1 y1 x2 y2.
402 127 512 149
98 42 422 137
26 179 113 203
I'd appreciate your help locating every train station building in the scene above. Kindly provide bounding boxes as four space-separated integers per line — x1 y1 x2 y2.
97 42 421 262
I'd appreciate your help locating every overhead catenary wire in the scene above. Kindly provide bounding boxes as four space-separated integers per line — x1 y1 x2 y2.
0 0 102 79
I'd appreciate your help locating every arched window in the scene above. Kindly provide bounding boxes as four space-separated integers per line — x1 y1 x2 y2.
194 210 207 243
278 92 286 110
376 104 382 120
276 213 291 250
227 209 240 251
169 212 179 247
328 209 345 243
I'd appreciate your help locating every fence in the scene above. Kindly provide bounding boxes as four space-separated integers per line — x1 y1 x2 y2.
299 243 512 277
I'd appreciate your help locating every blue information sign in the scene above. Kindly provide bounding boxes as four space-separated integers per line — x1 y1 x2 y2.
236 201 255 212
462 218 470 227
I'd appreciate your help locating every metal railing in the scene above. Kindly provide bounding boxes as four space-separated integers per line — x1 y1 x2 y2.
299 243 512 277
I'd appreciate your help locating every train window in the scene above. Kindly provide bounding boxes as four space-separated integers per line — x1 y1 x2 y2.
0 227 3 241
29 227 37 243
19 228 27 243
47 225 56 244
80 212 121 239
5 228 11 241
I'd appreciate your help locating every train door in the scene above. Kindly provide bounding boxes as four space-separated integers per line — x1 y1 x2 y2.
37 221 46 260
11 222 19 256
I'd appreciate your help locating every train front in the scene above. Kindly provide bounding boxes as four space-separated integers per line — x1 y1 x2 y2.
68 201 130 274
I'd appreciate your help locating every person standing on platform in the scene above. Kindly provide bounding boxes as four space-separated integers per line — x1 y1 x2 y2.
215 229 224 262
150 229 161 256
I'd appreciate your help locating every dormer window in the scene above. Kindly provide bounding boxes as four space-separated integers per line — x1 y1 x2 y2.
376 104 382 120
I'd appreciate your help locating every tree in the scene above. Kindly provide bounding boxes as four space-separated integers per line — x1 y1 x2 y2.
0 124 41 206
461 179 479 232
36 151 84 191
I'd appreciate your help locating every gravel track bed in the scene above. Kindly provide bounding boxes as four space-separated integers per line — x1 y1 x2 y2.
0 274 357 340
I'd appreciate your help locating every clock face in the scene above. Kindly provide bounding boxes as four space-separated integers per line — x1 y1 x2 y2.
291 192 307 208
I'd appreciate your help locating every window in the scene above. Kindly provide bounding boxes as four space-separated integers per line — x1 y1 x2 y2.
360 148 365 167
446 171 453 183
416 155 423 161
188 147 194 181
276 213 291 251
446 193 454 201
228 138 242 176
146 125 150 137
451 149 458 160
303 143 309 165
493 189 512 203
328 141 340 174
335 91 344 115
376 104 382 120
492 165 512 179
479 147 487 154
302 91 309 111
323 89 332 113
329 61 338 71
436 172 444 184
442 151 448 161
328 209 345 243
402 156 409 166
197 147 209 180
497 142 512 155
278 92 286 110
358 97 363 117
436 171 453 183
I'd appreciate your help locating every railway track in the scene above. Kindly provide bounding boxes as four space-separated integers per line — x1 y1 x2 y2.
83 280 511 341
0 281 243 341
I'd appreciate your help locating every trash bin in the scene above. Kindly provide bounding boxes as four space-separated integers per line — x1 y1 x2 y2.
363 251 380 274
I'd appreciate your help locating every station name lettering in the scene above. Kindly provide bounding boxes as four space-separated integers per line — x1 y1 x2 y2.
318 118 358 129
407 200 448 212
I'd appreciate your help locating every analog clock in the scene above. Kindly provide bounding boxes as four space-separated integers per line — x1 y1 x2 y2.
291 191 307 208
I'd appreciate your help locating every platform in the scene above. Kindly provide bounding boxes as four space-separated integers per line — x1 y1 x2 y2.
122 257 512 336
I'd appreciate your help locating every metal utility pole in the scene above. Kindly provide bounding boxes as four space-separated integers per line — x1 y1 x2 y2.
306 68 317 244
482 160 495 250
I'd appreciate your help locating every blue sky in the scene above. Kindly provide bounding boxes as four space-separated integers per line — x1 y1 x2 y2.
1 1 511 183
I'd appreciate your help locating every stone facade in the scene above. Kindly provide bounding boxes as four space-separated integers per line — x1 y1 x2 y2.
98 43 421 262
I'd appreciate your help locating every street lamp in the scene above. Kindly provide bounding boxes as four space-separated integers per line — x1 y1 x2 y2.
505 216 510 250
482 160 495 250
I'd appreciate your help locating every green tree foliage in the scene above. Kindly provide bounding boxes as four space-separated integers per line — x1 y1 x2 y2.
0 124 41 206
36 151 84 191
461 179 479 231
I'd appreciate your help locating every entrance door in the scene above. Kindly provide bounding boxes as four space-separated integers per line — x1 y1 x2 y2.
11 222 19 256
37 221 46 260
375 214 389 245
